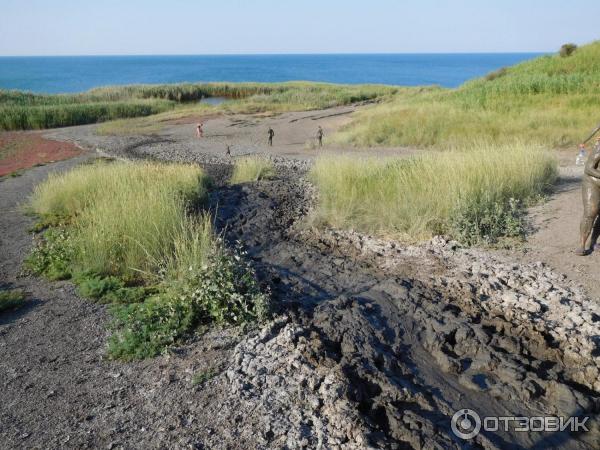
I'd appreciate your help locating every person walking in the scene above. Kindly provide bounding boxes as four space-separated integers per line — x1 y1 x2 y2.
267 127 275 147
316 126 324 148
196 122 204 138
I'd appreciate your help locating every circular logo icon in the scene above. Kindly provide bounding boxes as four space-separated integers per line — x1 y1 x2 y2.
451 409 481 440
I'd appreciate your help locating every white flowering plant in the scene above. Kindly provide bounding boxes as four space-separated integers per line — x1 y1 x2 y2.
108 241 270 360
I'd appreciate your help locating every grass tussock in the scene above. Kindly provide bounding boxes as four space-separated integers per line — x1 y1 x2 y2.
230 156 276 184
335 41 600 149
26 161 269 359
1 82 396 131
29 161 208 279
0 289 25 313
310 143 557 244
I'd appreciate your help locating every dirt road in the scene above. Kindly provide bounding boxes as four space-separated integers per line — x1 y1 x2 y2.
43 105 421 162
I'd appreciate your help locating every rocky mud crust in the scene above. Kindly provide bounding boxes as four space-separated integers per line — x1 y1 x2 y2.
1 143 599 449
200 170 600 449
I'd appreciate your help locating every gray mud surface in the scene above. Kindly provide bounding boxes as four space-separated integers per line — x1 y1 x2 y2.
1 135 599 449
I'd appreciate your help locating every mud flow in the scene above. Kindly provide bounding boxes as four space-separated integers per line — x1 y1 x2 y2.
207 165 600 449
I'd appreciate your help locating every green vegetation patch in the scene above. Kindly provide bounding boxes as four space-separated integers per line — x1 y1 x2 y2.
192 368 220 386
26 161 269 359
310 144 556 245
335 41 600 149
230 156 276 184
108 243 268 360
0 289 26 313
1 82 396 132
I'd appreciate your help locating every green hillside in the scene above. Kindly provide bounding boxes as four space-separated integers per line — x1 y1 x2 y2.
335 41 600 148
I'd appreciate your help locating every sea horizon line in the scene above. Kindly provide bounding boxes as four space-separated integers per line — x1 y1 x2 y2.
0 51 549 58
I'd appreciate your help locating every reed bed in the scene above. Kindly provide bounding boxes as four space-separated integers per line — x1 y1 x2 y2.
1 82 396 131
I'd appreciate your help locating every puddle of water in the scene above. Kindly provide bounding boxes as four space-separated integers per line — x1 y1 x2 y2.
471 373 489 390
199 96 228 106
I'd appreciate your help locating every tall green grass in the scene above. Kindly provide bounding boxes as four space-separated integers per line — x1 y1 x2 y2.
230 156 276 184
335 41 600 149
27 161 268 359
30 161 209 279
310 144 557 243
0 100 174 130
1 82 396 131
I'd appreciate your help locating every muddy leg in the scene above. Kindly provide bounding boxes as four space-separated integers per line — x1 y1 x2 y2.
590 216 600 251
577 180 600 255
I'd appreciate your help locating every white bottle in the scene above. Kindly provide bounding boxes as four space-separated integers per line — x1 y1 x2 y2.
576 146 587 166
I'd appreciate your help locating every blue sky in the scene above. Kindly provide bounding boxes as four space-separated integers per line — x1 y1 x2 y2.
1 0 598 55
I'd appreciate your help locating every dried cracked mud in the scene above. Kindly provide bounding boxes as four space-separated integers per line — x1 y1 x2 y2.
1 140 599 449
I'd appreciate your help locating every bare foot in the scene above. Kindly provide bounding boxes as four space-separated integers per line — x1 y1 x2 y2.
574 247 588 256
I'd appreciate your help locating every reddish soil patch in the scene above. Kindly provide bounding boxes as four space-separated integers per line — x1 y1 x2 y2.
0 132 82 176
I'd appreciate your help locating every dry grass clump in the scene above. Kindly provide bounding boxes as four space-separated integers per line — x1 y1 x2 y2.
310 143 557 243
30 161 209 279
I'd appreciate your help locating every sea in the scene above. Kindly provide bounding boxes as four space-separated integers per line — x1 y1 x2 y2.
0 53 543 94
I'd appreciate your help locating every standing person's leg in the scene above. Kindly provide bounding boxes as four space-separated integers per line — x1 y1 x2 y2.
577 180 600 255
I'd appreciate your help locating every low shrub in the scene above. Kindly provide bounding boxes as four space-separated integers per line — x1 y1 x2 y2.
450 197 526 245
24 228 74 281
108 243 269 360
192 368 219 386
74 273 153 304
560 43 577 57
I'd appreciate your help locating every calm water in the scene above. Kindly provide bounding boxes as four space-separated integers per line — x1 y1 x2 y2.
0 54 542 94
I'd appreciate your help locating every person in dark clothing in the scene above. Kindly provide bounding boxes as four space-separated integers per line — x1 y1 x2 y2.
267 128 275 147
317 126 324 148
